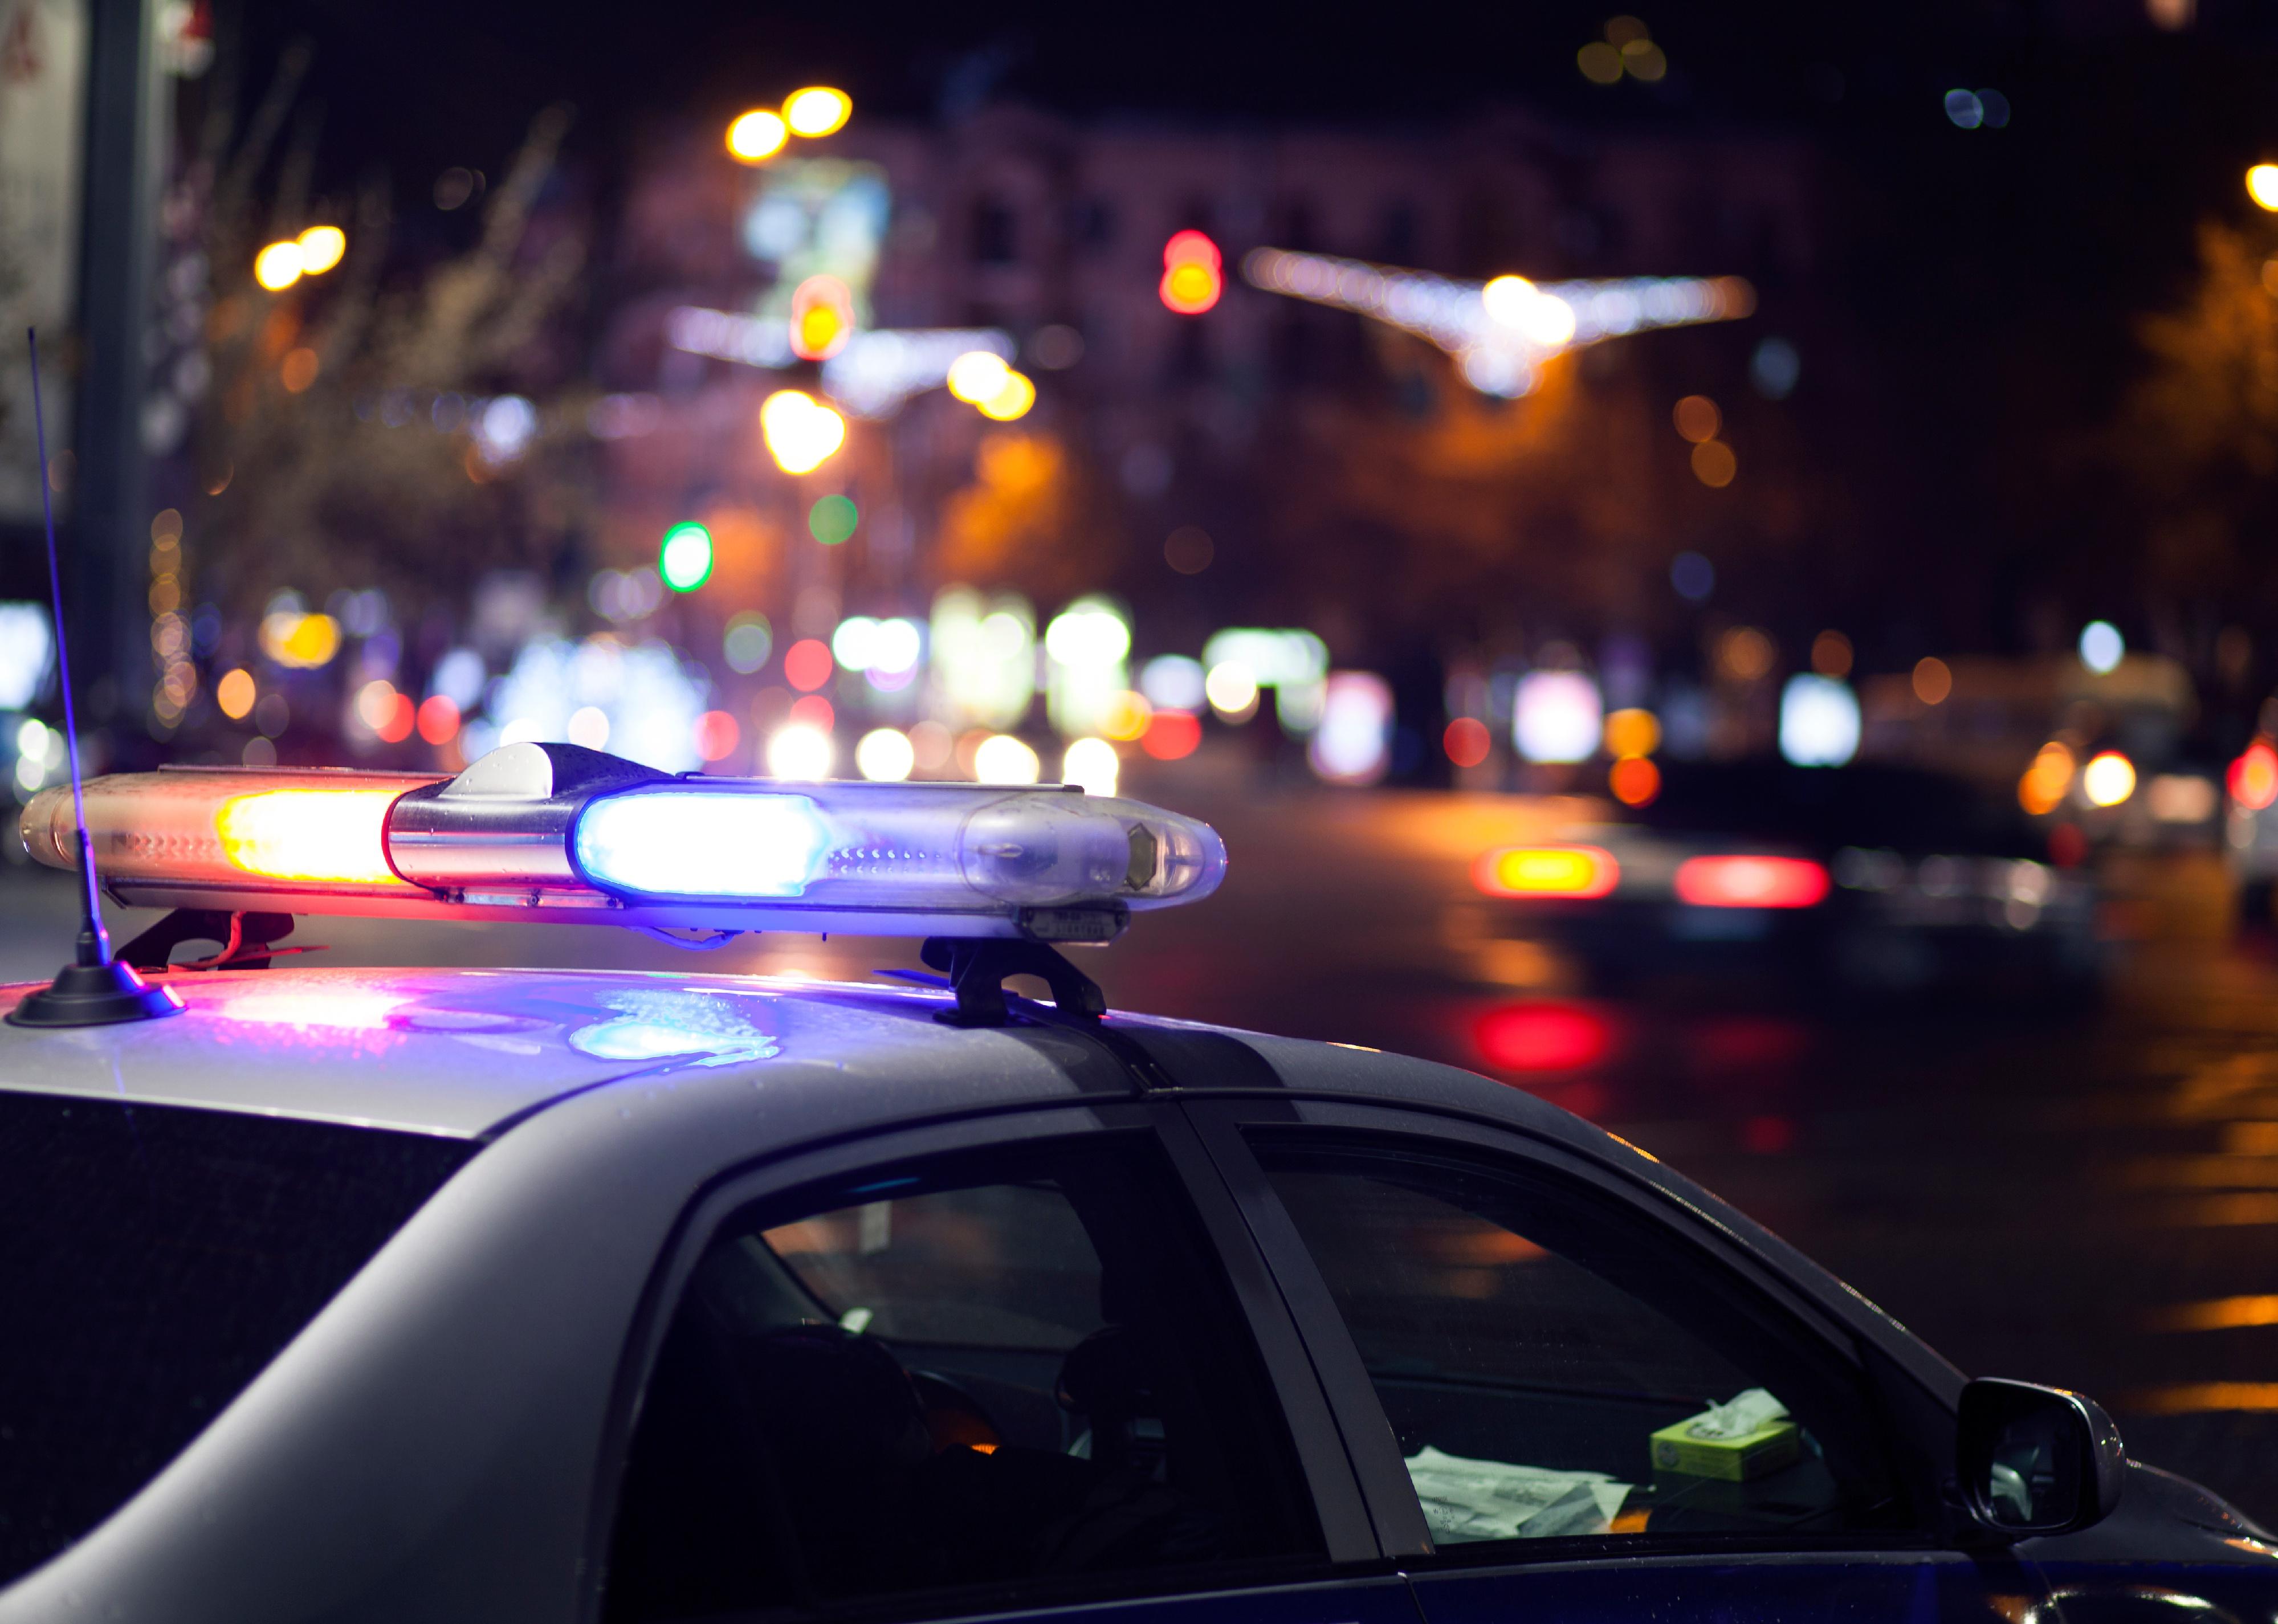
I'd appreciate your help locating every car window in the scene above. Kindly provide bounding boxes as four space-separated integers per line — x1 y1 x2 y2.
1249 1135 1910 1550
0 1091 476 1588
604 1135 1322 1622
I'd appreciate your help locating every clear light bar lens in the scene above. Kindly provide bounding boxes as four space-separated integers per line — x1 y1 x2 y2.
573 790 830 898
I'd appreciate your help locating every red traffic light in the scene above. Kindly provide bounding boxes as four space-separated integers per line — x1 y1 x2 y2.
1160 230 1222 315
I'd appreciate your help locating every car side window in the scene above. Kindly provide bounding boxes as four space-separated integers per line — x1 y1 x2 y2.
604 1136 1322 1622
1249 1135 1912 1549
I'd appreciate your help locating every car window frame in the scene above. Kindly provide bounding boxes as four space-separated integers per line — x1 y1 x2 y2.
1175 1095 1948 1570
580 1099 1383 1624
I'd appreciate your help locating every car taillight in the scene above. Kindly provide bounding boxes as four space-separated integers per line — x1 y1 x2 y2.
1674 855 1828 909
2230 741 2278 813
1472 845 1619 899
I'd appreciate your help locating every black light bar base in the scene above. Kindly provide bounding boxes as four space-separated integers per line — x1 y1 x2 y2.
922 937 1106 1028
7 957 184 1027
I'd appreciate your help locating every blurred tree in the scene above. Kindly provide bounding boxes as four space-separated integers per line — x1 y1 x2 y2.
187 50 588 627
1253 329 1831 647
2122 221 2278 610
934 430 1117 603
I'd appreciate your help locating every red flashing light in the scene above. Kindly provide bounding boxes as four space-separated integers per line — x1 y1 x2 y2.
2231 741 2278 813
1472 844 1619 899
1674 854 1829 909
1160 231 1222 315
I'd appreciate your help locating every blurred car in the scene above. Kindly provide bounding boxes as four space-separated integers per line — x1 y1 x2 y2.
1475 760 2100 996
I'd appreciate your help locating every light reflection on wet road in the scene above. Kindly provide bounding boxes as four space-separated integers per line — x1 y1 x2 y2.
5 760 2273 1517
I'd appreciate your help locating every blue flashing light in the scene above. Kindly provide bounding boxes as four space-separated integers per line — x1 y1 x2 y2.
574 788 829 898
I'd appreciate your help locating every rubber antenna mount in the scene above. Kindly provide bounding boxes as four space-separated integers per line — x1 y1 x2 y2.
920 937 1107 1028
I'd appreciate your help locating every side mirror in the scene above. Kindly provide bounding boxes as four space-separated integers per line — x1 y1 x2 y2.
1957 1378 2126 1537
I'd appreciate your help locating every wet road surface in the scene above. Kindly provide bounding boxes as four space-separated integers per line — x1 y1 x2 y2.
5 756 2273 1519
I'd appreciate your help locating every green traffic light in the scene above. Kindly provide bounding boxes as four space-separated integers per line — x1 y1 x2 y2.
659 521 714 591
808 494 858 546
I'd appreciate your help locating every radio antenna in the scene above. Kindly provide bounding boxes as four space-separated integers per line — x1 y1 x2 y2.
7 328 181 1026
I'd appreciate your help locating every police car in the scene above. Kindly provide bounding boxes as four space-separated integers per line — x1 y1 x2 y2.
0 742 2269 1624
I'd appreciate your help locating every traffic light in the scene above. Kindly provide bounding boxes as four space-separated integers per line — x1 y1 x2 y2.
659 521 714 592
789 275 854 361
1159 230 1222 315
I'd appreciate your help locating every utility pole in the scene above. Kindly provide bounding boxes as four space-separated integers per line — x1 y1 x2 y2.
72 0 160 731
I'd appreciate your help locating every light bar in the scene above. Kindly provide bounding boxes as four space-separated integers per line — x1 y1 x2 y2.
19 742 1227 942
1472 845 1620 899
1673 855 1829 910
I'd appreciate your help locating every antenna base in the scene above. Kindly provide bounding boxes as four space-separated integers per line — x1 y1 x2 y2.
7 960 185 1027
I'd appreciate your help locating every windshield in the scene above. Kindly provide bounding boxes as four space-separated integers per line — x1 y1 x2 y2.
0 1092 474 1586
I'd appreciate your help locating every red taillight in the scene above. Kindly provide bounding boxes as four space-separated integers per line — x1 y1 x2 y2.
1472 844 1620 899
1674 854 1829 909
2230 741 2278 813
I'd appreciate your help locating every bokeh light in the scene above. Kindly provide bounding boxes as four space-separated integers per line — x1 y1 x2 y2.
1603 707 1660 760
217 667 255 720
856 727 916 782
1672 395 1721 443
2019 741 2077 816
808 493 859 545
1062 737 1120 796
947 350 1012 404
976 370 1037 421
1690 440 1737 487
2079 619 2125 675
2231 742 2278 812
1142 710 1202 760
294 225 346 274
2248 164 2278 211
2083 750 2137 807
253 241 303 292
1204 660 1260 720
727 109 789 162
760 389 847 475
767 724 833 780
693 710 741 762
658 521 714 591
975 733 1042 784
1444 716 1492 768
783 86 852 137
783 638 834 692
1912 656 1953 705
1609 756 1660 806
723 613 774 674
415 695 460 746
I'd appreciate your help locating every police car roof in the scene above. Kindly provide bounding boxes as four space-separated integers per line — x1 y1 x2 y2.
0 964 1545 1143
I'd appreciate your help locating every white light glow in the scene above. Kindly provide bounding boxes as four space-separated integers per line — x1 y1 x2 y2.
766 724 834 781
1514 671 1603 764
855 727 916 782
1777 674 1861 768
1062 737 1120 796
974 734 1042 785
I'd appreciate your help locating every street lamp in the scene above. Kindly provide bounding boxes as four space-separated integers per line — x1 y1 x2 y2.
727 109 788 164
252 225 348 292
